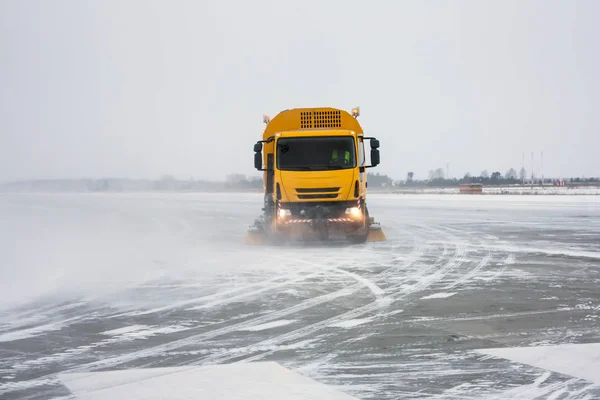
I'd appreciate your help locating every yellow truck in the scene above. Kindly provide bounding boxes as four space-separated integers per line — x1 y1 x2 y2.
244 106 386 244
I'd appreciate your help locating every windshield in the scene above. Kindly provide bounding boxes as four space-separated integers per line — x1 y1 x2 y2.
276 136 356 171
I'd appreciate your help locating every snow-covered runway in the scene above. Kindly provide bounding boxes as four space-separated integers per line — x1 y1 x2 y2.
1 193 600 399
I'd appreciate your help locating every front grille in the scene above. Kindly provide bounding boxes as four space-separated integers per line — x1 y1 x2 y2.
300 110 341 129
297 194 338 199
295 187 339 193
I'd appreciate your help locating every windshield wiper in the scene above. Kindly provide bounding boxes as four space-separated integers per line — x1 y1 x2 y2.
282 166 314 170
281 165 350 171
310 165 348 170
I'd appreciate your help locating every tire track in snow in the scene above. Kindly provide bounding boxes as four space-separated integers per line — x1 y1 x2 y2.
444 252 493 290
401 242 466 296
485 372 580 400
106 254 328 317
192 232 469 366
433 224 514 290
110 273 317 317
476 253 514 283
406 307 581 324
140 236 435 370
390 227 468 297
268 255 385 303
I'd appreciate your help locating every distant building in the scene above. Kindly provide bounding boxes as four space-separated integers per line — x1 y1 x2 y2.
459 183 483 194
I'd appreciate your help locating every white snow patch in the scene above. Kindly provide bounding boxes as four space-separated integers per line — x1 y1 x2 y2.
475 343 600 385
0 317 81 342
240 319 296 332
421 292 457 300
101 324 190 339
389 309 405 316
476 244 600 261
58 362 358 399
101 324 149 336
329 318 372 328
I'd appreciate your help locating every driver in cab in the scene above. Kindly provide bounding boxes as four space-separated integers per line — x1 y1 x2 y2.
330 148 350 167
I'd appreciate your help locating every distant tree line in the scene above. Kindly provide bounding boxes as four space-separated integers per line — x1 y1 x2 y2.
569 177 600 183
366 172 394 187
400 167 599 187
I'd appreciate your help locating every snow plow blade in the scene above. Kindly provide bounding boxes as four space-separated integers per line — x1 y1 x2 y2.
244 227 267 245
367 224 386 242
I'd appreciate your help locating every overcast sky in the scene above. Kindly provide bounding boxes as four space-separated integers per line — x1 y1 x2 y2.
1 0 599 182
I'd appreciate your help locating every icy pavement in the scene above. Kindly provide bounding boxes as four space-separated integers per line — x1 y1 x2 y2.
1 192 600 399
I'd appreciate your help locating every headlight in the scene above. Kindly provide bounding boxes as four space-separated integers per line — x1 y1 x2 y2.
279 209 291 218
345 207 361 217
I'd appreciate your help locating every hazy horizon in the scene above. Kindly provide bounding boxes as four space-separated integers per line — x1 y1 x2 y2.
2 0 599 182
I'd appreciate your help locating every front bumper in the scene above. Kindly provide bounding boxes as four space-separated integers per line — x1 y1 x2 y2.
281 217 355 224
273 199 366 235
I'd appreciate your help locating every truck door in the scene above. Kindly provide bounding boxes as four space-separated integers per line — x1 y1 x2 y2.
266 153 274 195
358 137 366 189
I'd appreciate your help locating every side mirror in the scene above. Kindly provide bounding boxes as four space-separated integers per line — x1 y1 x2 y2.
370 149 380 167
253 142 262 153
254 152 263 170
370 138 380 149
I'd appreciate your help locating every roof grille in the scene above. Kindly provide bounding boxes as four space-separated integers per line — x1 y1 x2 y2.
300 110 341 129
297 194 338 199
296 187 340 193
